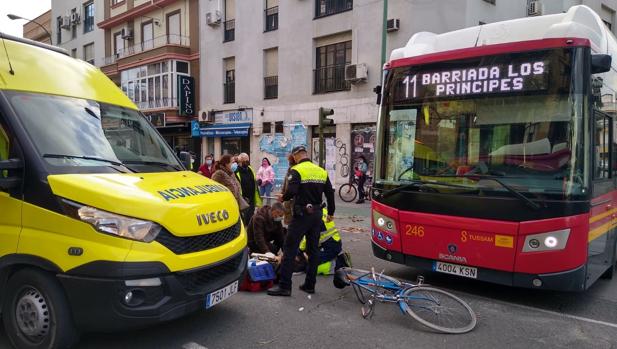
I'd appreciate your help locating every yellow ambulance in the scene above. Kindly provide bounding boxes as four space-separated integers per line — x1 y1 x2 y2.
0 35 246 348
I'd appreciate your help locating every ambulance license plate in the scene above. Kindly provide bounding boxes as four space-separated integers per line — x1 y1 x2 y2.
433 261 478 279
205 281 238 309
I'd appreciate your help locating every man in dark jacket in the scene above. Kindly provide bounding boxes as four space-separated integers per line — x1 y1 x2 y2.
236 152 262 224
247 203 286 254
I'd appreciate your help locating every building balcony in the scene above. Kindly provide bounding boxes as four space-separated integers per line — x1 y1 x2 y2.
103 34 190 66
314 65 350 94
264 76 278 99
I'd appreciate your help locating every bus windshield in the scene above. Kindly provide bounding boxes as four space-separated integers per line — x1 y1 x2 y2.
7 91 182 173
378 47 587 199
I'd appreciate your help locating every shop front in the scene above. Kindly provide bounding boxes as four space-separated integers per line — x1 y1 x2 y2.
192 108 253 160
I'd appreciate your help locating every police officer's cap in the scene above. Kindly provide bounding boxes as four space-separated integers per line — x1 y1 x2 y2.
291 145 308 155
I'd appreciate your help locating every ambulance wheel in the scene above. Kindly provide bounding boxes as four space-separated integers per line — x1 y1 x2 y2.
2 268 79 349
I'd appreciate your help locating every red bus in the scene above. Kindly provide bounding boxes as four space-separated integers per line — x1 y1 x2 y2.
371 5 617 291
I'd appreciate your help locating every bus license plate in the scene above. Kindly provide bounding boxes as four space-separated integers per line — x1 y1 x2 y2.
205 281 238 309
434 262 478 279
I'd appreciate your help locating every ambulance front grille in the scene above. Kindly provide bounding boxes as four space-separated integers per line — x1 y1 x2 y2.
176 252 244 293
155 220 242 255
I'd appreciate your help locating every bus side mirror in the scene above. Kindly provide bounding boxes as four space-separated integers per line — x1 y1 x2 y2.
592 54 612 74
0 158 22 190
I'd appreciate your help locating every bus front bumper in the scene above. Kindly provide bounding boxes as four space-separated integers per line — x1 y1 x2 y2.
57 248 248 332
372 241 586 292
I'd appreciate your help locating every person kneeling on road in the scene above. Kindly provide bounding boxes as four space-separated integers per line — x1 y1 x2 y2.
296 208 351 275
247 202 286 255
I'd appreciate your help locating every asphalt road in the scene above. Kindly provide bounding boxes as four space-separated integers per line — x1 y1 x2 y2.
2 200 617 348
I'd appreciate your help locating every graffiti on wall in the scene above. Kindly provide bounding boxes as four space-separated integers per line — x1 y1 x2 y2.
259 123 307 191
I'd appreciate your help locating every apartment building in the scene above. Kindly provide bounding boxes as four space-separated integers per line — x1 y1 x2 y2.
51 0 104 66
22 10 52 44
196 0 617 186
98 0 201 159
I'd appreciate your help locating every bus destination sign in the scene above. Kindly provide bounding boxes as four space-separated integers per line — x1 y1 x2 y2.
397 61 548 101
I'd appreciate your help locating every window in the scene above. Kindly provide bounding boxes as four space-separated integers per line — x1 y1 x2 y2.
142 21 154 50
274 121 284 134
315 0 352 18
71 48 77 58
264 48 278 99
314 40 352 94
483 0 496 4
56 17 62 44
111 0 123 5
594 112 612 179
83 43 94 64
224 57 235 104
120 60 189 110
83 1 94 33
114 32 124 56
603 20 612 31
167 11 181 44
262 122 272 134
71 8 77 39
224 0 235 42
265 0 278 32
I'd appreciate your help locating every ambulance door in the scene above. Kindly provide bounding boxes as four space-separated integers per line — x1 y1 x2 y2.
0 112 23 257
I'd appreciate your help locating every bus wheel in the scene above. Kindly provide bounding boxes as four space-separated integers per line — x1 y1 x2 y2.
2 268 79 349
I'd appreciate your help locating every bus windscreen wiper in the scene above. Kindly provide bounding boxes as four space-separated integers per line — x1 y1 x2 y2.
43 154 133 173
123 160 182 171
380 179 472 199
432 174 540 210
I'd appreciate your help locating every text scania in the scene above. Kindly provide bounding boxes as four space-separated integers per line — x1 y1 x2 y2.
401 61 547 99
158 184 228 201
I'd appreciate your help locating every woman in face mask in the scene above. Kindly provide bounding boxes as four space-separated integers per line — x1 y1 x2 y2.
198 154 215 178
211 154 248 211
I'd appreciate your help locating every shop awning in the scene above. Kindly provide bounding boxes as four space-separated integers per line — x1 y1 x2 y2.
192 122 251 138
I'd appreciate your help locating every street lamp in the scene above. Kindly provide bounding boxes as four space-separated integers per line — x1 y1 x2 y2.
7 14 53 45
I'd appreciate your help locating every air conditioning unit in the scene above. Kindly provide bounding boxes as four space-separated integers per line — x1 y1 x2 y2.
345 63 368 83
200 110 215 123
206 11 222 26
71 12 80 24
528 1 541 16
61 16 71 29
387 18 400 32
121 27 133 40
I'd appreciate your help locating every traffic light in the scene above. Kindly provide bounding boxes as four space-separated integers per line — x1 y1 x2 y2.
319 107 334 128
318 107 334 168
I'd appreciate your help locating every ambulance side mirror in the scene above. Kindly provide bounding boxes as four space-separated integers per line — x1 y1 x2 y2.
591 54 612 74
0 158 22 190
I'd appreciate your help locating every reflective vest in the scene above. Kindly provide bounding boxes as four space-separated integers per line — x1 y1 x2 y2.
235 165 263 207
292 161 327 185
299 208 340 251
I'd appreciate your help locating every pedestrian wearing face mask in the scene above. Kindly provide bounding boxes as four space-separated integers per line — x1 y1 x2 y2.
235 153 263 225
212 155 249 211
198 154 215 178
247 202 287 255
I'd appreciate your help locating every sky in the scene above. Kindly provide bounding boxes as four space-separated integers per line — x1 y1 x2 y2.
0 0 52 37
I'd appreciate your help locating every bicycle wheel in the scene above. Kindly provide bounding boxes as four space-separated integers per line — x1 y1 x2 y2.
338 183 357 202
401 287 476 334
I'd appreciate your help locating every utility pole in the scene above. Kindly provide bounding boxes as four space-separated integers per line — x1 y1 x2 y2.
381 0 389 71
318 107 334 168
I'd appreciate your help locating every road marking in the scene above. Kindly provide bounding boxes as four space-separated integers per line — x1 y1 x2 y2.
182 342 207 349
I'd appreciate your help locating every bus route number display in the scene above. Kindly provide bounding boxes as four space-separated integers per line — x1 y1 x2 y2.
399 61 548 101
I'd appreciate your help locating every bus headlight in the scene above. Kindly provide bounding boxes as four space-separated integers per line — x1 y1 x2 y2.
522 229 570 252
373 211 398 234
77 206 161 242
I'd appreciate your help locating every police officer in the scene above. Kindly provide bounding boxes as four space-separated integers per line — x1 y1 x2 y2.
267 145 335 296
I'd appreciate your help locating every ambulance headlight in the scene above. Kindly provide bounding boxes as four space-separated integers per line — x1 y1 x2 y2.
77 206 161 242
